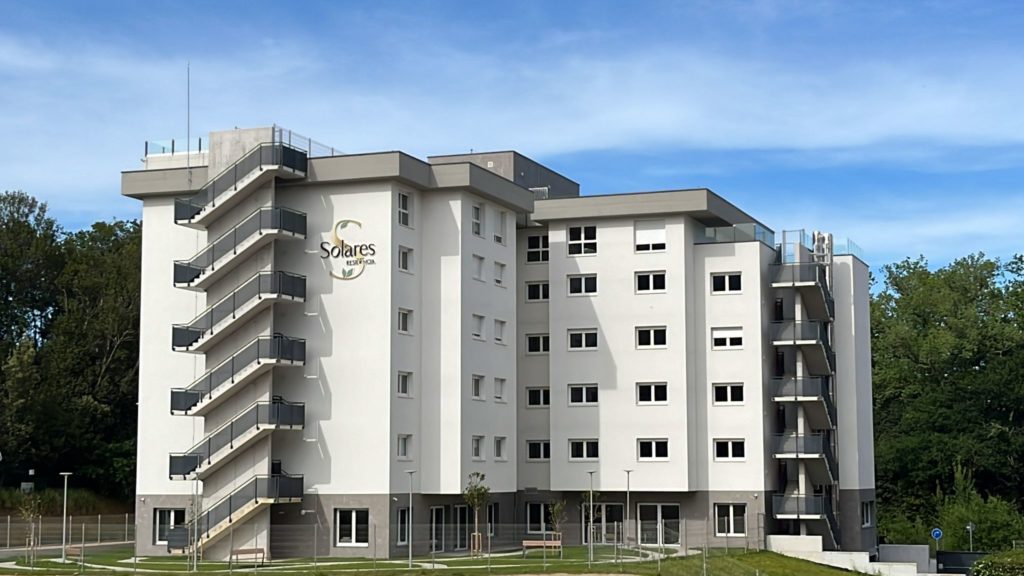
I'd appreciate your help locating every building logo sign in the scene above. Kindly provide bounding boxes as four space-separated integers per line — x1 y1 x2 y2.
320 219 377 280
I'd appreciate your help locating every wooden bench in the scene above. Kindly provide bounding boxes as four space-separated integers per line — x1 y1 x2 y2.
522 534 562 558
66 546 83 561
230 548 266 566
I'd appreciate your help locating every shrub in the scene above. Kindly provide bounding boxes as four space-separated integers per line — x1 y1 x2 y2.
972 549 1024 576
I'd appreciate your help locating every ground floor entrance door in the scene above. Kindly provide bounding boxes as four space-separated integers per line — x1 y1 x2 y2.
454 505 470 550
638 503 681 546
430 506 445 552
581 503 625 544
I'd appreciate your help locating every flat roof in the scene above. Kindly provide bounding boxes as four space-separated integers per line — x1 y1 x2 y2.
531 188 766 228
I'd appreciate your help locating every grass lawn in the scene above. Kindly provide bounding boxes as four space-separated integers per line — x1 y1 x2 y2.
6 545 864 576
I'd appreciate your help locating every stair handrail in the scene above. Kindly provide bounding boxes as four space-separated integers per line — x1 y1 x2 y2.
196 473 305 539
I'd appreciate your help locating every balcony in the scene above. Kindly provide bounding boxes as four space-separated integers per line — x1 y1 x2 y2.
167 473 303 552
772 494 841 549
771 263 834 321
173 207 306 290
174 142 307 229
773 433 838 486
771 320 835 376
169 399 304 480
171 271 305 353
170 335 305 416
695 223 775 247
772 377 836 430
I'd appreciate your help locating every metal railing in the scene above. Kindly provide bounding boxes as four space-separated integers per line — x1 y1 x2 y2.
824 503 842 549
174 207 306 286
170 335 306 412
771 263 835 318
171 271 305 350
169 399 305 477
771 320 835 372
772 494 825 516
696 223 775 247
174 142 308 223
192 474 304 543
145 138 203 157
774 433 839 482
772 376 837 428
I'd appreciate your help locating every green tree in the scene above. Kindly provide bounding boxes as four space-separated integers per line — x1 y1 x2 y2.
463 472 490 555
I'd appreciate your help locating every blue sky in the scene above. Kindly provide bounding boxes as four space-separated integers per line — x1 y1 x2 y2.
3 0 1024 269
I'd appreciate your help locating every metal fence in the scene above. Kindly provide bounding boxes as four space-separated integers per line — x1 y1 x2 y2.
1 513 135 549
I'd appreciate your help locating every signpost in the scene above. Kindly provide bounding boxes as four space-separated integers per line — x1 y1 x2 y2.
932 527 943 552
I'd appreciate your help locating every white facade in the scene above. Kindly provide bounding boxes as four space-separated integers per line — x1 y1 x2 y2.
125 127 876 559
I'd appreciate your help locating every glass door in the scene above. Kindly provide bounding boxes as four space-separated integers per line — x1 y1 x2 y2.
582 503 625 544
454 505 470 550
637 504 680 546
430 506 445 552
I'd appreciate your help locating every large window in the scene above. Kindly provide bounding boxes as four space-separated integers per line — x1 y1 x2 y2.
636 271 666 293
397 508 409 545
567 225 597 255
526 282 550 301
526 502 553 534
714 439 746 460
568 274 598 295
335 509 370 546
634 219 666 252
711 273 742 294
397 193 411 227
526 334 550 354
568 383 599 405
711 327 743 349
568 329 598 350
153 508 185 545
526 235 549 262
638 504 679 545
638 439 669 460
713 383 744 405
527 387 551 407
636 326 667 348
714 504 746 536
527 440 551 460
637 382 668 404
569 439 599 460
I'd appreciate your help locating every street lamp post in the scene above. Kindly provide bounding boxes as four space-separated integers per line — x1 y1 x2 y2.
587 470 596 568
405 470 416 570
624 469 633 551
60 472 72 563
966 522 976 552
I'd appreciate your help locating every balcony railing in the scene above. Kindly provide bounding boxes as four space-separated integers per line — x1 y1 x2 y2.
772 377 837 428
771 263 835 319
771 320 836 374
195 473 303 541
169 399 305 478
773 494 825 516
170 335 306 413
696 223 775 247
774 433 839 482
174 142 308 224
171 271 305 350
173 207 307 286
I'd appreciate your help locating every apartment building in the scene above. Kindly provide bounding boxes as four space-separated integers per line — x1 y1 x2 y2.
123 126 875 560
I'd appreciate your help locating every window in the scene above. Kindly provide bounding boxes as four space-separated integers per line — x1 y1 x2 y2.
713 383 744 404
861 501 875 528
472 314 485 339
636 326 668 348
568 383 599 405
472 254 485 281
494 377 506 402
638 439 669 460
527 440 551 460
526 282 550 301
714 439 746 460
397 372 412 396
568 329 598 350
397 508 409 545
636 271 666 293
471 203 484 237
397 434 411 459
335 509 370 546
494 436 507 460
526 235 549 262
526 502 552 533
637 382 668 404
487 503 499 536
715 504 746 536
711 327 743 349
398 193 411 227
397 308 412 334
635 219 666 252
526 334 550 354
567 225 597 255
471 375 484 399
472 435 485 459
567 274 597 295
569 439 599 460
154 508 185 545
494 262 506 286
494 211 507 244
398 246 413 272
494 319 506 344
711 273 742 293
526 387 550 407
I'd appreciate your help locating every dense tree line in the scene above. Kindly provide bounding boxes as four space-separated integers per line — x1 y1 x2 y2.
0 190 139 498
1 189 1023 547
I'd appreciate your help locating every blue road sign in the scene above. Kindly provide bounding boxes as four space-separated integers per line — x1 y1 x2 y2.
932 528 943 541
